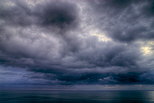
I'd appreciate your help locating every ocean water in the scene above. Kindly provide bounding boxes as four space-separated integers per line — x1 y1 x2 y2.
1 90 154 103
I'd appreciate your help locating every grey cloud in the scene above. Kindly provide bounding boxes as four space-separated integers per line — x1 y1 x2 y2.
142 0 154 16
26 41 145 84
34 0 79 31
0 0 154 85
88 0 154 42
0 28 146 84
0 0 79 31
0 65 50 85
0 0 33 26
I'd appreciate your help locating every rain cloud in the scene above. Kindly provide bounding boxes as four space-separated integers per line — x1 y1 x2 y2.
0 0 154 85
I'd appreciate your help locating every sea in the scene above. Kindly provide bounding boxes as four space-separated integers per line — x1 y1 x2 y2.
1 90 154 103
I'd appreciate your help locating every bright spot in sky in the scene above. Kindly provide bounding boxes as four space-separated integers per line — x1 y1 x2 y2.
89 30 111 42
141 46 152 55
141 41 154 55
91 33 112 42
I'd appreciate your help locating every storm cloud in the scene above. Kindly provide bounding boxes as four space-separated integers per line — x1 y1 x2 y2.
0 0 154 85
88 0 154 42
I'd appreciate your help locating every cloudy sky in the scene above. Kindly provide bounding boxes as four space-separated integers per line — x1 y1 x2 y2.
0 0 154 86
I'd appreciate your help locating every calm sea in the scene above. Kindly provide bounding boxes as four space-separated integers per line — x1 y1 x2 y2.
1 90 154 103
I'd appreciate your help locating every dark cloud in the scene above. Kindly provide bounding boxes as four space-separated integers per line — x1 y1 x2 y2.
142 0 154 16
0 30 146 84
0 0 79 31
88 0 154 42
0 0 154 85
0 1 33 26
98 0 134 10
35 1 78 30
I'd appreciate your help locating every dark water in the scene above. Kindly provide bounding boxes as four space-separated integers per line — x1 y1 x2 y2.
1 90 154 103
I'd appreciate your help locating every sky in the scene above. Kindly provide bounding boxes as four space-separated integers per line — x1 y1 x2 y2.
0 0 154 86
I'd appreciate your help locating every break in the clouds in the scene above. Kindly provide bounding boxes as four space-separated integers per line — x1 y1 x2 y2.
0 0 154 85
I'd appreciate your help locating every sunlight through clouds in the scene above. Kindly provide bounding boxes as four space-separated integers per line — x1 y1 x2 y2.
141 41 154 55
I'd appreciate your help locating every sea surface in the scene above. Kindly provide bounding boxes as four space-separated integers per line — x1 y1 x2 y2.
1 90 154 103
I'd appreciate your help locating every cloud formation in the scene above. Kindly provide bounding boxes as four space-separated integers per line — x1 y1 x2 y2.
0 0 154 85
88 0 154 42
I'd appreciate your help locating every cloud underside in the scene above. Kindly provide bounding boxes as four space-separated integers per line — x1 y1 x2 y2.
0 0 154 85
